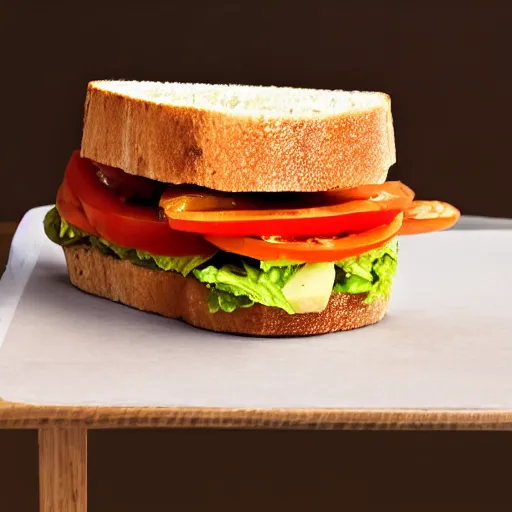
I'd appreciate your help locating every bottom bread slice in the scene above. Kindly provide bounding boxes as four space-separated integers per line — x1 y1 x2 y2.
63 245 389 336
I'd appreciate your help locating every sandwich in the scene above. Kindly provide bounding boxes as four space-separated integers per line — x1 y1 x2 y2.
44 81 459 336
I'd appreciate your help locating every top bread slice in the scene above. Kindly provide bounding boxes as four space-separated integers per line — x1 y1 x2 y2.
81 81 396 192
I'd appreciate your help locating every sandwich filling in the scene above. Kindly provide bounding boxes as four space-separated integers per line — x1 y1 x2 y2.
44 151 459 314
44 207 398 314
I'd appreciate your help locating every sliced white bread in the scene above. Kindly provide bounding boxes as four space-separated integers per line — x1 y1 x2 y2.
81 81 396 192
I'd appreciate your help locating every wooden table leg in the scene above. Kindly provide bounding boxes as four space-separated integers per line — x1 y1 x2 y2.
38 427 87 512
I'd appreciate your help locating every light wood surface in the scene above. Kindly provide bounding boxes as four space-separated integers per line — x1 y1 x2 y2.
39 428 87 512
1 222 511 431
0 401 511 430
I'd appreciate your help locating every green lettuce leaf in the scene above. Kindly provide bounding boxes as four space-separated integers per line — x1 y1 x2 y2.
135 250 211 275
194 262 298 314
334 238 398 303
43 207 212 276
207 289 254 313
44 207 87 246
260 259 303 271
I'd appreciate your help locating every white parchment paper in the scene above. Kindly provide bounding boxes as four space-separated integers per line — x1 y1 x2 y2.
0 206 512 409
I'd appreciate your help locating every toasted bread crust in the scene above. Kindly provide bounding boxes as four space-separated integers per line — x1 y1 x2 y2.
63 245 389 336
81 82 395 192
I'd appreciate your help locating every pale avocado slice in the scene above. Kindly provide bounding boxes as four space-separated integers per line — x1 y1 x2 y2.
282 263 335 314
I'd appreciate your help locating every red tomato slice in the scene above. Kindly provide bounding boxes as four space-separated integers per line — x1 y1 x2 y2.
63 151 215 256
316 181 415 207
399 201 460 235
204 213 403 263
56 182 99 236
161 182 414 237
160 185 256 213
95 163 162 201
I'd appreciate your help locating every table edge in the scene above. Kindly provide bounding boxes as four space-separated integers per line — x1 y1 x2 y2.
1 400 512 430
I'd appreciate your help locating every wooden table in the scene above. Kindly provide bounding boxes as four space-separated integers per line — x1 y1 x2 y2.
1 221 512 511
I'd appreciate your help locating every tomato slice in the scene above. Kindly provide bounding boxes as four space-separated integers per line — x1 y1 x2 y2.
62 151 215 256
95 163 163 201
316 181 414 207
160 185 256 213
204 213 403 263
161 182 414 237
56 182 99 236
399 201 460 235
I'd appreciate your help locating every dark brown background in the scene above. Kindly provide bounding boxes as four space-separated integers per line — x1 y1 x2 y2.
1 2 512 510
1 2 511 220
